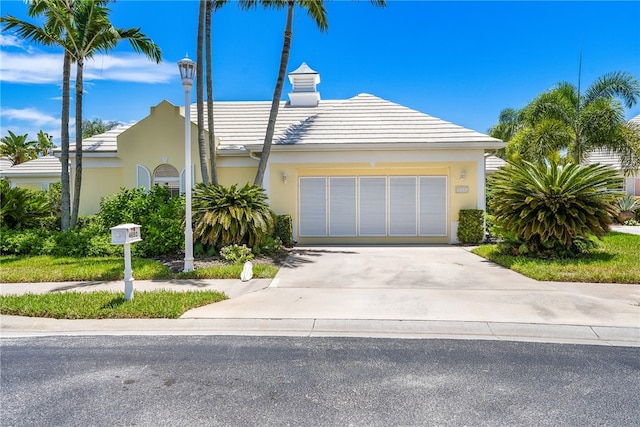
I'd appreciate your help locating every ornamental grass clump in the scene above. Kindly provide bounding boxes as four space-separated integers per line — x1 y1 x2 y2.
490 159 622 258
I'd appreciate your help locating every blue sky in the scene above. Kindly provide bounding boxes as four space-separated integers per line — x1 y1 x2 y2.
1 1 639 145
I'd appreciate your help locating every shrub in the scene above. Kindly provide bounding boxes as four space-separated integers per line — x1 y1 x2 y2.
98 185 185 257
491 159 621 257
220 244 254 264
0 179 51 230
253 235 284 257
274 214 294 248
193 183 274 248
457 209 484 244
0 226 120 257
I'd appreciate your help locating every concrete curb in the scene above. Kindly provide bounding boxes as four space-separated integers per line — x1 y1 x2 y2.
2 315 638 347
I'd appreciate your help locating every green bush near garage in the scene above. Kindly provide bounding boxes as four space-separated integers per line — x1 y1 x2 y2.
457 209 485 244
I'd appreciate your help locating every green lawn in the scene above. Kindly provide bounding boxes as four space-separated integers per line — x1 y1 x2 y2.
472 232 640 284
0 255 279 283
0 290 227 319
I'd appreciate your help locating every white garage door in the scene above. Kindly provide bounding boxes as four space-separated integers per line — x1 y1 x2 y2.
299 176 447 238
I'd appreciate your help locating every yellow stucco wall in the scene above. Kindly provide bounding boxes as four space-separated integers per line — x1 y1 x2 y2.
73 167 123 215
267 160 481 244
217 166 257 187
118 101 205 188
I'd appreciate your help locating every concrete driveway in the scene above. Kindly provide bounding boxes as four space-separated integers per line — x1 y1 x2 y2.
184 246 640 330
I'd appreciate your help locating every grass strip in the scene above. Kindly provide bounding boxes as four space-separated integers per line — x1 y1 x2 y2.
0 255 279 282
0 290 227 319
472 232 640 284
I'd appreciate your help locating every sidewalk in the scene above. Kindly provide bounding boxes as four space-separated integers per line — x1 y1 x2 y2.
2 276 639 346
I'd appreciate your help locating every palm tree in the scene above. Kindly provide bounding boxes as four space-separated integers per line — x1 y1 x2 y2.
1 0 74 229
241 0 385 187
206 0 221 186
493 72 640 174
65 1 162 228
195 0 209 184
35 130 56 156
0 131 37 165
1 0 161 228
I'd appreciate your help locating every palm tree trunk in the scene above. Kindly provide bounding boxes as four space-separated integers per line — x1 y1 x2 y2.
254 0 294 187
71 59 83 228
206 0 218 186
196 0 209 184
60 51 71 231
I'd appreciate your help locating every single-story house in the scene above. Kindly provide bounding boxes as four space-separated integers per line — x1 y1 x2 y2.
4 63 507 244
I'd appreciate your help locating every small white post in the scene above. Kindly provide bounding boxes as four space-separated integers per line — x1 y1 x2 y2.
123 243 134 300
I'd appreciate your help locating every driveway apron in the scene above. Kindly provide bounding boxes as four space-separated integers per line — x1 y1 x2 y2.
183 246 640 328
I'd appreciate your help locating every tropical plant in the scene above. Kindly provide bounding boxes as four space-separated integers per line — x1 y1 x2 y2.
193 183 274 247
2 0 162 229
82 118 121 138
35 130 56 156
0 179 52 230
616 195 639 223
489 72 640 174
242 0 386 187
0 131 37 165
490 159 622 257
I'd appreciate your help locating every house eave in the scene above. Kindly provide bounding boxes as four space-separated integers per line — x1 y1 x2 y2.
245 141 506 153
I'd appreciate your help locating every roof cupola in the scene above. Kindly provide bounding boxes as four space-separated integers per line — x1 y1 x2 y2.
287 62 320 107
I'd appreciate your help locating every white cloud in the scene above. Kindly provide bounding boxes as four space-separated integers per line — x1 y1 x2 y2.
0 34 26 49
0 51 175 84
1 108 58 127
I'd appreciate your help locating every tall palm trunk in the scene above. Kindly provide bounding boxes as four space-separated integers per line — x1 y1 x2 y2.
71 58 84 228
206 0 218 186
254 0 294 187
196 0 209 184
60 50 71 231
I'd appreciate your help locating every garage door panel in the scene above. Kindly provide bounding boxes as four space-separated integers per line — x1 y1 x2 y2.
299 177 327 237
389 177 417 236
419 176 447 236
359 177 387 236
329 177 357 236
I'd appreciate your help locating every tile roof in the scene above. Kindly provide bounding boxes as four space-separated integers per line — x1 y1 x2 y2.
0 157 13 172
59 124 134 153
0 155 62 177
485 155 506 173
268 93 504 147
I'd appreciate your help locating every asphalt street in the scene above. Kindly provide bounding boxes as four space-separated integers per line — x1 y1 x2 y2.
2 335 639 426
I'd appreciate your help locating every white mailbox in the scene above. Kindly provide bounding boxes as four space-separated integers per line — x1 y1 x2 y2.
110 223 142 245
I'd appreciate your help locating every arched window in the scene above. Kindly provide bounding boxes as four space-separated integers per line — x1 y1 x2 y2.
154 164 180 197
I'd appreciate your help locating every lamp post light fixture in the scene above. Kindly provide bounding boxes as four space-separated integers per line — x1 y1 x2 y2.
178 54 196 272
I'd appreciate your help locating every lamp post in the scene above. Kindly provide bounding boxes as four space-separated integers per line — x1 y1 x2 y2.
178 55 196 272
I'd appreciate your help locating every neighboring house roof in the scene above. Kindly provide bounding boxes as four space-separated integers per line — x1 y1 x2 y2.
0 157 13 172
585 114 640 173
0 155 62 178
264 93 504 149
485 154 506 173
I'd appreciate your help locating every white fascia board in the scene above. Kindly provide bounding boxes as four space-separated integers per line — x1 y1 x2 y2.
268 148 486 164
246 141 506 153
67 151 118 158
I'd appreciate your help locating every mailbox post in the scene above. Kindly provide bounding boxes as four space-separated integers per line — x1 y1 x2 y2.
110 224 142 300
